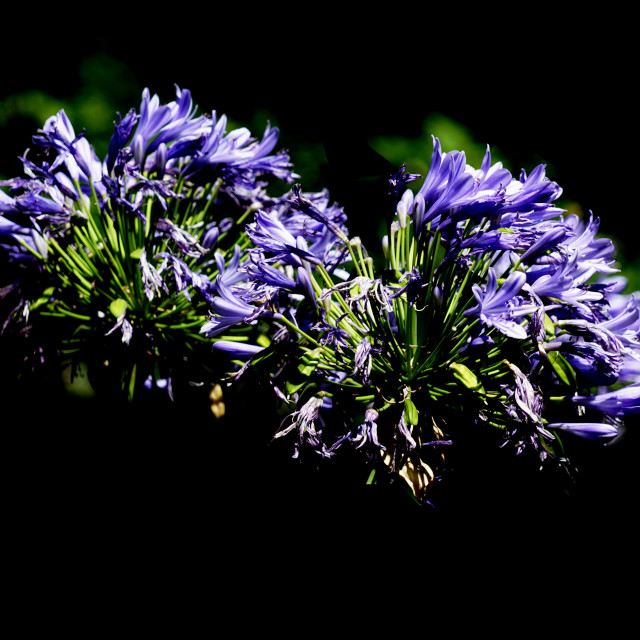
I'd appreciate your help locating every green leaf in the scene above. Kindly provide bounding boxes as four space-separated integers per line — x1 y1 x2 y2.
29 286 56 312
256 334 271 348
286 379 307 396
543 313 556 339
109 298 127 318
547 350 576 387
297 347 323 378
449 362 485 393
404 396 419 426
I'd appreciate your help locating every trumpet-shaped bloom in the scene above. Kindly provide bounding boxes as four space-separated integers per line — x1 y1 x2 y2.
246 211 319 265
212 340 265 359
201 277 267 337
572 383 640 416
548 422 619 440
415 136 562 232
464 268 536 339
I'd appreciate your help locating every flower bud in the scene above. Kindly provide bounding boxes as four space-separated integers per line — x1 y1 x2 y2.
133 133 146 168
382 235 390 259
321 289 332 315
155 142 168 178
413 192 425 234
396 189 413 228
297 266 317 306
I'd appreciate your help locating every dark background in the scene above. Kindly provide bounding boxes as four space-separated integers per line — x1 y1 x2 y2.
2 13 639 580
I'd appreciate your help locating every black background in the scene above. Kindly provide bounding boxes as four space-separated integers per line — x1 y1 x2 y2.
2 12 639 594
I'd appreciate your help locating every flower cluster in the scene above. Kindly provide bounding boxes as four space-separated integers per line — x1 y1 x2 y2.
0 86 297 400
202 135 640 502
2 85 637 506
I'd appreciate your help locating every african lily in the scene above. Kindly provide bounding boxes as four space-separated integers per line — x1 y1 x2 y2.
0 86 297 402
202 135 640 503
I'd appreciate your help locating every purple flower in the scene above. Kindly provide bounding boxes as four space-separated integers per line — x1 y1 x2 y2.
155 252 211 301
329 408 385 453
274 395 332 459
212 340 265 359
106 108 139 172
105 311 133 345
354 338 374 383
525 251 583 300
243 252 298 291
563 213 617 274
129 87 208 171
389 268 427 305
501 164 563 214
184 114 297 188
201 277 268 337
156 217 206 257
562 342 623 386
464 268 536 339
397 412 417 450
139 249 169 301
264 188 348 266
289 185 349 244
32 110 105 199
572 382 640 416
246 211 320 266
547 421 619 440
618 355 640 384
212 244 247 291
414 137 562 232
519 225 570 263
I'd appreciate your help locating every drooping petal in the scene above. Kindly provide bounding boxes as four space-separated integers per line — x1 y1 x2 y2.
548 422 619 440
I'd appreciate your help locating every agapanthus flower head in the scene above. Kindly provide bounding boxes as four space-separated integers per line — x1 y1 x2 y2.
203 132 640 505
0 86 298 401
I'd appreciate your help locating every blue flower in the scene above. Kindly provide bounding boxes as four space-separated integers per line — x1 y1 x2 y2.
244 252 299 291
184 114 298 189
274 395 333 459
329 408 385 453
548 422 619 440
246 210 320 266
33 110 104 189
464 268 536 339
201 276 268 338
1 86 298 401
212 340 265 359
572 383 640 416
415 136 562 232
139 249 169 302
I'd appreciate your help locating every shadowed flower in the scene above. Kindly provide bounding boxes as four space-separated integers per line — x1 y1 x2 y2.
546 421 619 440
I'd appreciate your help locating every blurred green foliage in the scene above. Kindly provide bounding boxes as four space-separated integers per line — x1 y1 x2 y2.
0 53 141 178
370 112 504 179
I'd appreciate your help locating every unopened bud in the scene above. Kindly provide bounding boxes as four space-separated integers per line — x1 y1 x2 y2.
155 142 167 178
382 235 390 259
321 290 332 315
